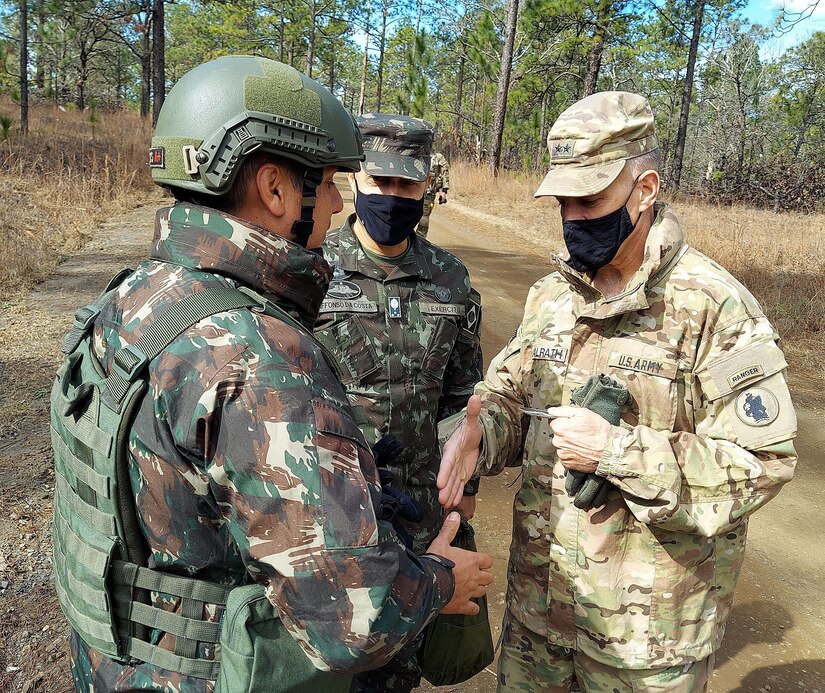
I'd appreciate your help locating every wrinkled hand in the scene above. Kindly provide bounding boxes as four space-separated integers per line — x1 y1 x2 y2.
547 405 611 474
437 396 482 510
454 494 476 520
428 512 493 615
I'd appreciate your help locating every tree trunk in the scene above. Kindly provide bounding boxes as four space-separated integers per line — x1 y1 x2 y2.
306 0 316 77
488 0 519 174
792 85 819 157
20 0 28 135
358 2 371 115
582 1 609 97
376 1 388 111
279 15 285 62
141 18 151 119
152 0 165 126
671 1 705 194
535 91 547 169
453 50 465 151
35 0 44 91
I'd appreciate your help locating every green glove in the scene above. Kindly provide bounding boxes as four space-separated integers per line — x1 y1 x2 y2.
565 375 631 510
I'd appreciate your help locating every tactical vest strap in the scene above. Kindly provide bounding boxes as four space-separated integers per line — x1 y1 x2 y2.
103 285 264 410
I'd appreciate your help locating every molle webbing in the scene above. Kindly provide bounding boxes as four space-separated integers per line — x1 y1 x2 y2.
51 276 264 679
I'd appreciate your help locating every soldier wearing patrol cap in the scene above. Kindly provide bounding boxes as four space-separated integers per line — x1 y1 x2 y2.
51 58 493 693
314 113 484 692
437 91 797 691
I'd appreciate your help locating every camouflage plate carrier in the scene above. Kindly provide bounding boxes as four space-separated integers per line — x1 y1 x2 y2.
51 272 351 692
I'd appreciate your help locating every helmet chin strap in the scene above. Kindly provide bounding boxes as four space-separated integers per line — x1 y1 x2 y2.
290 168 324 247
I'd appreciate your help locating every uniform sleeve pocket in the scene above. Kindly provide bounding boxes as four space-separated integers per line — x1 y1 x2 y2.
696 341 796 449
313 399 379 549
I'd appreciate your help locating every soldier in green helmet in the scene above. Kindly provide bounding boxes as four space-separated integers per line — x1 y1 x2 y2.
51 56 492 693
314 113 483 692
437 91 797 691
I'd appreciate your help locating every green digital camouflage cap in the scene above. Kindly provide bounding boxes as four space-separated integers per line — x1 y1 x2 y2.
534 91 658 198
357 113 434 182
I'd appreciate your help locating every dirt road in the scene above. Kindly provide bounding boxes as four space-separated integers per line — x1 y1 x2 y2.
0 187 822 692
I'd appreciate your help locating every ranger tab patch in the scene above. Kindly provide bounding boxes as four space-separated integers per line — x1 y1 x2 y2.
728 364 764 390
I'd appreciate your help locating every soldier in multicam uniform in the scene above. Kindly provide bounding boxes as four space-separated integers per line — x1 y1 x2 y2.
314 114 483 692
58 57 493 692
437 92 798 692
416 150 450 238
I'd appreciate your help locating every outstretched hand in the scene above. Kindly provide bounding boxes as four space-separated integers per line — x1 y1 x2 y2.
437 395 483 510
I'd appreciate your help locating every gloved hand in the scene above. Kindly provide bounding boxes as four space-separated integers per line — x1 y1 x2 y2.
372 432 405 468
372 435 423 548
565 375 631 510
438 191 447 204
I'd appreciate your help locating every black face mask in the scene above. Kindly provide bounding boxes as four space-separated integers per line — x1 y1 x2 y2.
562 176 642 273
354 180 424 245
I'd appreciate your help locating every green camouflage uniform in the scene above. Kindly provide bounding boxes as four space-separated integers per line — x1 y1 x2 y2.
442 92 798 692
315 114 482 692
317 218 482 554
69 205 455 692
417 152 450 238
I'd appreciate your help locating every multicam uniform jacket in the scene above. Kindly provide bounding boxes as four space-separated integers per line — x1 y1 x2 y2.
70 205 454 692
426 153 450 197
463 203 797 670
315 217 482 553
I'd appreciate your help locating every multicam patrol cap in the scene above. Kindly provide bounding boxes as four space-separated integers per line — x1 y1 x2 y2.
357 113 434 182
534 91 658 198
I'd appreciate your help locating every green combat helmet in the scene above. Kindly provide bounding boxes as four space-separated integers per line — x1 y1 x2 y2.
150 55 364 245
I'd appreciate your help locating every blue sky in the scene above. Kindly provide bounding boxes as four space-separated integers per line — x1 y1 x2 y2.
742 0 825 53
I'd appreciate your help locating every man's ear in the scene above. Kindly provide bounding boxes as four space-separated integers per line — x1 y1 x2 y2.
347 171 357 197
255 162 295 219
637 170 660 214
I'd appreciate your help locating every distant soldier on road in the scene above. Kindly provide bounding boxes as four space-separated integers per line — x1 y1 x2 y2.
438 91 798 692
315 113 483 692
50 56 492 693
417 150 450 238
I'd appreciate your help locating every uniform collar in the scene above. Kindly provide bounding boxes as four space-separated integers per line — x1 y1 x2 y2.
150 204 332 325
552 202 687 319
335 214 432 282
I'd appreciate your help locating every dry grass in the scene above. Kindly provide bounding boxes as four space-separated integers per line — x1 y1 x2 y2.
0 99 158 300
450 161 825 365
